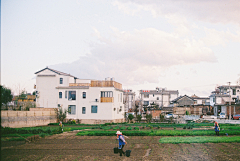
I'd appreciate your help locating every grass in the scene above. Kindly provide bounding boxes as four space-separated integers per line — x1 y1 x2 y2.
159 136 240 144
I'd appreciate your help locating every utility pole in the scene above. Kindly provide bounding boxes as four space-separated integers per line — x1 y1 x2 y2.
228 82 231 120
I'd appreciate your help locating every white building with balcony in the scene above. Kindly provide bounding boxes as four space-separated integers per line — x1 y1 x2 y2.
35 67 125 124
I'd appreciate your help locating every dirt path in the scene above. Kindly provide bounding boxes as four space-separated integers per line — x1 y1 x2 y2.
1 131 240 161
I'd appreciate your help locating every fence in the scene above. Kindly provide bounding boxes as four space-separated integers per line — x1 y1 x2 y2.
1 108 57 128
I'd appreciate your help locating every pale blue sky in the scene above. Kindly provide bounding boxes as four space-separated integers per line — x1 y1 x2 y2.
2 0 240 97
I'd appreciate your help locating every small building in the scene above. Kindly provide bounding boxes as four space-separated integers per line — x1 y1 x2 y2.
35 67 125 124
123 89 135 113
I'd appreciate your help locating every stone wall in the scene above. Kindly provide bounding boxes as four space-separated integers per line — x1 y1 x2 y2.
1 108 57 128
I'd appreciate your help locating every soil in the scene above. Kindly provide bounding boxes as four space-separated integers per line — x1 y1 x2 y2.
1 131 240 161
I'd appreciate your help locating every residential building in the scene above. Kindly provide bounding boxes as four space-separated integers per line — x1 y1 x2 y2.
123 89 135 113
170 95 212 115
139 87 179 112
210 85 240 117
35 67 124 124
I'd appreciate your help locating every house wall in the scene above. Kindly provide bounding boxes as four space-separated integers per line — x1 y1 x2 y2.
178 97 194 106
57 87 124 121
151 110 162 118
1 108 57 128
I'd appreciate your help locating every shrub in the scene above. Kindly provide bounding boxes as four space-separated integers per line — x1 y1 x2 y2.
134 127 139 130
120 126 126 130
128 114 134 123
159 114 164 122
127 126 133 130
146 114 152 123
113 126 120 130
136 115 142 123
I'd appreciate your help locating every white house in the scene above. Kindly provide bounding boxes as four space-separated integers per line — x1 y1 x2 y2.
140 87 179 110
35 67 125 124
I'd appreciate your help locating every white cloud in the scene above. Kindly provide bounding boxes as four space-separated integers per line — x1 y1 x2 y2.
115 0 240 25
52 27 216 86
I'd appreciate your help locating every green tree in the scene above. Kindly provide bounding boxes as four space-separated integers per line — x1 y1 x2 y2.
55 107 67 122
19 90 27 100
186 110 190 115
159 114 164 122
128 114 134 123
0 86 13 109
136 114 142 122
146 114 152 123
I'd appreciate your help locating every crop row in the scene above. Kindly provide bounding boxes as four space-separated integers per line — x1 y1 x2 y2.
77 129 240 136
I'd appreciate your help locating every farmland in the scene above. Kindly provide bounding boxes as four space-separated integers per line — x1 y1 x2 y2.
1 122 240 160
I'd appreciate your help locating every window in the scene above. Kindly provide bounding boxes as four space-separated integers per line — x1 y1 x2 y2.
91 105 97 113
144 101 149 105
153 94 154 97
101 91 113 97
60 78 63 84
82 107 86 114
65 91 67 99
233 89 236 95
59 92 62 98
83 92 86 98
68 91 76 100
144 94 149 98
68 105 76 115
157 97 159 100
120 93 122 102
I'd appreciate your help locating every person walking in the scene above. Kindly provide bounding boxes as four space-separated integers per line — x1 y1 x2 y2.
214 121 220 136
116 131 127 156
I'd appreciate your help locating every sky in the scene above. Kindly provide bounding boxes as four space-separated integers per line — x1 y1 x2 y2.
1 0 240 97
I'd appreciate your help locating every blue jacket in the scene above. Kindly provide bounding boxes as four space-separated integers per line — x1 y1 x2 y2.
215 125 220 132
118 135 125 146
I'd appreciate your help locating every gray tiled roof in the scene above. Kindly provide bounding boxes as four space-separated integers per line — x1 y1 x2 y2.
35 67 77 78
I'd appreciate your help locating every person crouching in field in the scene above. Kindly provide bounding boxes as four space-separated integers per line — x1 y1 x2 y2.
116 131 127 156
214 121 220 136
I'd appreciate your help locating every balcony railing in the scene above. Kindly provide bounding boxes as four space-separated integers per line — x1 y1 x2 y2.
69 83 90 87
69 80 122 90
91 80 122 90
101 97 114 103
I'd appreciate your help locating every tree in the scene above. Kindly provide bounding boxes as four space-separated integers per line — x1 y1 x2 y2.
55 107 67 122
0 86 13 109
136 114 142 122
146 114 152 123
128 114 134 123
159 114 164 122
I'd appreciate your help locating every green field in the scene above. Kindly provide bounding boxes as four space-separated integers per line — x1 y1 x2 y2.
159 136 240 144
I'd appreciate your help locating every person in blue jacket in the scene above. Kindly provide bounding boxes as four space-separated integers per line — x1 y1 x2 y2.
214 121 220 136
116 131 127 156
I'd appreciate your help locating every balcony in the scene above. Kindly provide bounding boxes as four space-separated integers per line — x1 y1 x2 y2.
69 80 122 90
101 97 114 103
91 80 122 90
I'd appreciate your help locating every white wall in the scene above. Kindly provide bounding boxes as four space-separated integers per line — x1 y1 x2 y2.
58 87 124 120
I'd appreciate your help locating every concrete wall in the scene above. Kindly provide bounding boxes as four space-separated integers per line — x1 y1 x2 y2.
1 108 57 128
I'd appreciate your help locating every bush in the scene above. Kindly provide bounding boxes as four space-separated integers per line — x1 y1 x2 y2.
136 115 142 122
134 127 140 130
127 126 133 130
146 114 152 123
128 114 134 123
120 126 126 130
